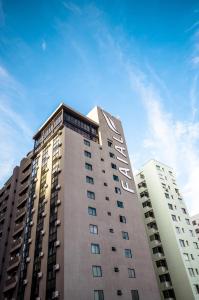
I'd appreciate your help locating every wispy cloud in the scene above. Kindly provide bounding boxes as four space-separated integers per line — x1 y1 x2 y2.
41 39 47 51
63 1 82 15
0 65 32 187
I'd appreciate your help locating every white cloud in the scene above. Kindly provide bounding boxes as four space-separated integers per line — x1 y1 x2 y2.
63 1 82 14
41 40 47 51
0 65 32 187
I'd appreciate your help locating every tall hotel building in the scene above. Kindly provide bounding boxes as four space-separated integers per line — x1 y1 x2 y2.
0 104 160 300
136 160 199 300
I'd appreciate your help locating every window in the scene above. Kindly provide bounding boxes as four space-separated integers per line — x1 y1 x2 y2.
109 152 115 158
107 211 111 216
111 163 117 169
189 230 194 237
89 224 98 234
91 243 100 254
85 163 92 171
84 139 90 146
107 140 113 147
117 290 122 296
124 249 132 258
94 290 104 300
119 215 126 223
87 191 95 199
113 175 119 182
109 228 114 233
114 267 119 272
131 290 139 300
84 150 91 158
122 231 129 240
188 268 195 277
193 242 199 249
104 182 108 186
194 284 199 294
115 187 121 194
179 239 185 247
165 193 170 199
176 227 181 234
168 203 173 210
183 253 189 261
112 247 116 252
117 201 124 208
105 196 109 201
128 268 136 278
185 218 190 225
92 266 102 277
171 215 177 221
88 207 96 216
86 176 94 184
182 208 186 214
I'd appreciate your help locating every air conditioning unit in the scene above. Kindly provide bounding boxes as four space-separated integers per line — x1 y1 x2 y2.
56 184 61 191
56 199 61 206
33 194 36 199
23 279 28 285
42 212 46 217
38 272 42 278
26 257 31 263
30 221 33 226
39 252 44 257
53 264 60 271
58 142 62 147
44 184 48 189
33 178 38 183
52 291 59 299
28 238 32 244
31 208 35 213
58 130 62 135
41 230 45 236
55 240 60 247
55 220 61 226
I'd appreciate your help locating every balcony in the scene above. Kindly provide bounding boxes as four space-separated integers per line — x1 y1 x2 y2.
160 281 172 289
13 221 24 236
153 252 164 260
148 226 158 235
158 266 168 275
18 182 29 195
10 238 22 253
0 212 5 222
3 276 18 292
17 193 29 207
7 256 20 271
15 207 26 221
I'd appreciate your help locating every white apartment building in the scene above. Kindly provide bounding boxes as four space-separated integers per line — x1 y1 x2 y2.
136 159 199 300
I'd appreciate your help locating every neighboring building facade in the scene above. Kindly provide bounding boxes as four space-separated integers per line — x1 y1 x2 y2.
0 104 160 300
136 159 199 300
192 214 199 241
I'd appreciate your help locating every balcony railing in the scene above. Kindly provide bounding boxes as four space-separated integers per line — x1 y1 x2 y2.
15 207 26 220
3 276 18 292
17 193 29 207
7 256 20 271
13 222 24 236
10 238 22 253
0 212 5 222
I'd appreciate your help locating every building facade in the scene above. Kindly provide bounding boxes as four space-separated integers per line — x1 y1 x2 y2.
0 104 160 300
192 214 199 242
136 160 199 300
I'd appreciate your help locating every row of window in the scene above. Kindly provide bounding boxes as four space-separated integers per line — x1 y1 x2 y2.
90 243 132 257
92 265 135 277
94 289 139 300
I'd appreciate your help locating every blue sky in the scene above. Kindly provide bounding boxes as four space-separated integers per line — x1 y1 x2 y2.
0 0 199 215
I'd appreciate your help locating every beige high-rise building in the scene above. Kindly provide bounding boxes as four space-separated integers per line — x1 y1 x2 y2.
192 214 199 242
136 159 199 300
0 103 160 300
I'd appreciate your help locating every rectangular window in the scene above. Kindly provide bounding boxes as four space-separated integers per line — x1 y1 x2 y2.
171 215 177 221
88 207 96 216
176 227 181 234
168 203 173 210
92 265 102 277
94 290 104 300
193 242 199 249
194 284 199 294
85 162 92 171
128 268 136 278
89 224 98 234
87 191 95 199
113 175 119 181
185 218 190 225
119 215 126 223
109 152 115 158
84 150 91 158
115 187 121 194
111 163 117 169
131 290 139 300
84 139 90 146
183 253 189 261
117 201 124 208
188 268 195 277
86 176 94 184
165 193 170 199
122 231 129 240
182 208 186 214
91 243 100 254
189 230 194 237
107 140 113 147
124 249 132 258
179 239 185 247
